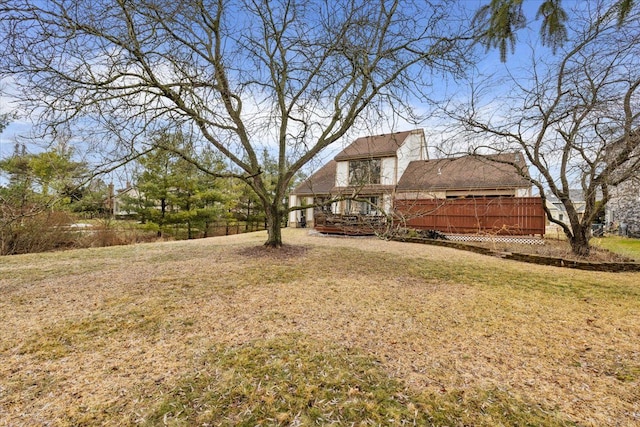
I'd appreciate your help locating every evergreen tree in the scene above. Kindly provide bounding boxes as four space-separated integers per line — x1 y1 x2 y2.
0 143 34 216
127 133 226 239
70 179 111 218
474 0 634 62
0 143 87 254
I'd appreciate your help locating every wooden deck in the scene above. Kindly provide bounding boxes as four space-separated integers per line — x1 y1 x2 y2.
313 214 385 236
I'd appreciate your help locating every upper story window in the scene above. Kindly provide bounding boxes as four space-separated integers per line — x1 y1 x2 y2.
349 159 381 185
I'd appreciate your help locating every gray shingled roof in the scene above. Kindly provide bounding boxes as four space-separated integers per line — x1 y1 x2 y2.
291 160 337 196
293 130 421 196
397 152 531 191
333 130 416 161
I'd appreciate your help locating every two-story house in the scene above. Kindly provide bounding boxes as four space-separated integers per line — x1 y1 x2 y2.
288 129 427 228
289 129 542 235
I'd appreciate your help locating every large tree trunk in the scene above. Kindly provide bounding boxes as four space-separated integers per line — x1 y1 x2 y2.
569 225 591 257
264 204 284 248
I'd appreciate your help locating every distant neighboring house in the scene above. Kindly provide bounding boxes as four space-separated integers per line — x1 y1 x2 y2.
110 185 139 218
544 190 587 226
289 130 543 235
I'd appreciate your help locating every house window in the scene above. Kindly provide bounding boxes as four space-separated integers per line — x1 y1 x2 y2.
349 159 381 185
559 213 563 221
346 196 379 215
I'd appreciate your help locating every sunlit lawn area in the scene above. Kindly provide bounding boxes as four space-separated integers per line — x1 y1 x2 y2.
1 229 638 426
593 235 640 261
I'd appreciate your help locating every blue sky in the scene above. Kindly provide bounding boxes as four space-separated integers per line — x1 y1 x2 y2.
0 0 571 181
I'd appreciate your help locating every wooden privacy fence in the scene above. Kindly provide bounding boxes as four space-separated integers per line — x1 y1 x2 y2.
394 197 545 236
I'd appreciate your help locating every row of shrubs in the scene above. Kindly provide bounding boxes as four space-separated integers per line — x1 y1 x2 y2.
0 212 156 255
1 211 266 255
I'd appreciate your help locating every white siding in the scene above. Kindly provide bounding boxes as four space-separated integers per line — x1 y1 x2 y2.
381 157 395 186
304 198 314 226
335 161 349 187
395 191 445 200
288 195 314 227
382 194 393 214
396 130 427 182
288 195 298 225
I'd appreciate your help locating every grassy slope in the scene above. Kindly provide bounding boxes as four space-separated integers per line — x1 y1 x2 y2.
593 236 640 261
1 229 638 426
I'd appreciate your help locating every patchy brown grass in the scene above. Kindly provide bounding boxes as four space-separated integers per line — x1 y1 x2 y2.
466 236 636 262
1 229 639 426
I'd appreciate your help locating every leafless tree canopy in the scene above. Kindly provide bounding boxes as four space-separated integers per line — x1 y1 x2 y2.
0 0 471 246
447 0 640 255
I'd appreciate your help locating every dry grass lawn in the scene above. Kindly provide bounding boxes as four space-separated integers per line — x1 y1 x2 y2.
1 228 639 426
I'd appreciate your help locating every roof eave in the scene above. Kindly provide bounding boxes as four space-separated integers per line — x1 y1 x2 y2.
334 152 397 162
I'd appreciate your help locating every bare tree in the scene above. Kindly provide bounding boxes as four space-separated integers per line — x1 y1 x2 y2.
448 1 640 256
0 0 471 247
